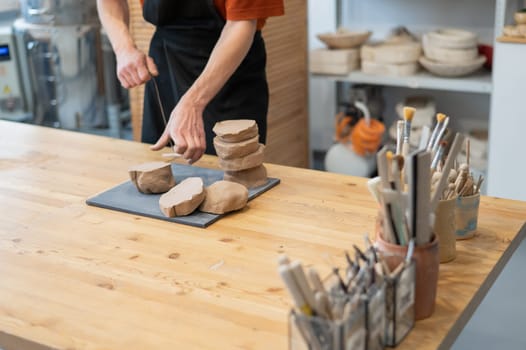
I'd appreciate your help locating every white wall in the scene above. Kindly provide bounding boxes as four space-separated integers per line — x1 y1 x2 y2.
308 0 337 156
487 42 526 201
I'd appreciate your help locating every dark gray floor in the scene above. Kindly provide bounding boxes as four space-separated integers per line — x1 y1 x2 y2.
451 234 526 350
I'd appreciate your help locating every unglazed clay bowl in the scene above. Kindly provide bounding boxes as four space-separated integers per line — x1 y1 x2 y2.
317 30 372 49
515 10 526 24
419 55 486 77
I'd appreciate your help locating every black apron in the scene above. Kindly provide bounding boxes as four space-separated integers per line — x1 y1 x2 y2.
142 0 269 155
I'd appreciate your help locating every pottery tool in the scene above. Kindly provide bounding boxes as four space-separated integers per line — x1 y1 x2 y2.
427 113 447 152
380 188 409 246
396 120 405 155
150 71 183 162
308 267 326 294
376 146 390 190
430 133 465 212
162 152 183 158
466 138 471 170
290 261 317 314
430 115 450 154
430 141 447 171
407 150 432 245
402 107 416 158
386 150 394 183
278 254 291 266
278 264 314 316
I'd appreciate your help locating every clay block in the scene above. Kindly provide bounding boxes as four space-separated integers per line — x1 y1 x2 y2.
128 162 176 194
213 135 259 159
218 144 265 171
213 119 258 142
199 180 249 214
224 164 268 189
159 177 205 217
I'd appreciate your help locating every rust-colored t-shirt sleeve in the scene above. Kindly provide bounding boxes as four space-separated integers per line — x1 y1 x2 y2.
215 0 285 29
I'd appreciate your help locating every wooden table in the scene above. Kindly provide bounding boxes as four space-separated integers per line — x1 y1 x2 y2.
1 121 525 350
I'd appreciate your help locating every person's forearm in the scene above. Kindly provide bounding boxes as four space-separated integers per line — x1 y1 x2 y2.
97 0 135 54
184 20 257 111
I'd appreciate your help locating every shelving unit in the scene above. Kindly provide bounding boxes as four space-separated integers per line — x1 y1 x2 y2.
308 0 524 190
311 70 493 94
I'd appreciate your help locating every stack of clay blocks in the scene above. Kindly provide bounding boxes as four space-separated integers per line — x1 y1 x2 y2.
213 119 268 189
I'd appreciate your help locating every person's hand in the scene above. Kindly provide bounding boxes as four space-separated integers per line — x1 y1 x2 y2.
115 46 158 88
150 96 207 164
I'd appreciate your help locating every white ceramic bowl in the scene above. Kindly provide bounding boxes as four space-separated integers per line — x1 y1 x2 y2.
423 34 478 63
317 30 372 49
419 56 486 77
425 29 478 49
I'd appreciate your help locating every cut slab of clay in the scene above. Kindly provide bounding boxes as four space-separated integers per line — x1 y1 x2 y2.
199 180 249 214
213 135 259 159
219 144 265 171
128 161 176 194
159 177 205 217
224 164 268 189
213 119 258 142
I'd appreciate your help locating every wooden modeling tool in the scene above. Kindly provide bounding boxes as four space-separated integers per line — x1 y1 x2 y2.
430 133 465 212
376 147 391 190
278 265 314 316
290 261 317 314
162 152 183 159
386 150 394 183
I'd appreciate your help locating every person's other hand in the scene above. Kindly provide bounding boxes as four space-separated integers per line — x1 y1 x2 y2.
115 47 158 88
150 96 206 164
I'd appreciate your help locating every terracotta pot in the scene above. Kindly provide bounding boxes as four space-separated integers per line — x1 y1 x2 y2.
376 234 439 320
434 198 456 263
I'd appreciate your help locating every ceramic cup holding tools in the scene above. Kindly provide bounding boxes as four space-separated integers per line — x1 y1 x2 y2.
455 193 480 240
434 198 456 263
376 234 439 320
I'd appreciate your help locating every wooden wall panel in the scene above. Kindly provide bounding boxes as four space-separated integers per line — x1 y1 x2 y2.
128 0 309 167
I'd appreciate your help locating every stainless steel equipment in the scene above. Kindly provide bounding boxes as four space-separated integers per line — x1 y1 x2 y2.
0 2 31 122
14 18 99 129
0 24 29 121
19 0 97 25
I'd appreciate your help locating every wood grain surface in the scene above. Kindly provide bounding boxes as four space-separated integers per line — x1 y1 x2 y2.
1 121 526 350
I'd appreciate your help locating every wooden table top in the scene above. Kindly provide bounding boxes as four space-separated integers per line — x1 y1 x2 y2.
1 121 525 350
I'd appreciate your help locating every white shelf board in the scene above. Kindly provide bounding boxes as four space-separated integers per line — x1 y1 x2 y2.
311 70 493 94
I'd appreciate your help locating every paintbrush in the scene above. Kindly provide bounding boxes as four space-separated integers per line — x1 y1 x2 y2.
427 113 447 151
402 107 416 158
431 116 450 154
396 120 405 155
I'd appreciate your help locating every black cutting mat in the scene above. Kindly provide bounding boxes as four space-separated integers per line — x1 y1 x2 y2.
86 163 280 228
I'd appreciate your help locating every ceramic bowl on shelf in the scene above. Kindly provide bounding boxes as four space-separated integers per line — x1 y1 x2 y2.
423 34 478 63
515 10 526 24
418 56 486 77
425 29 478 49
317 29 372 49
